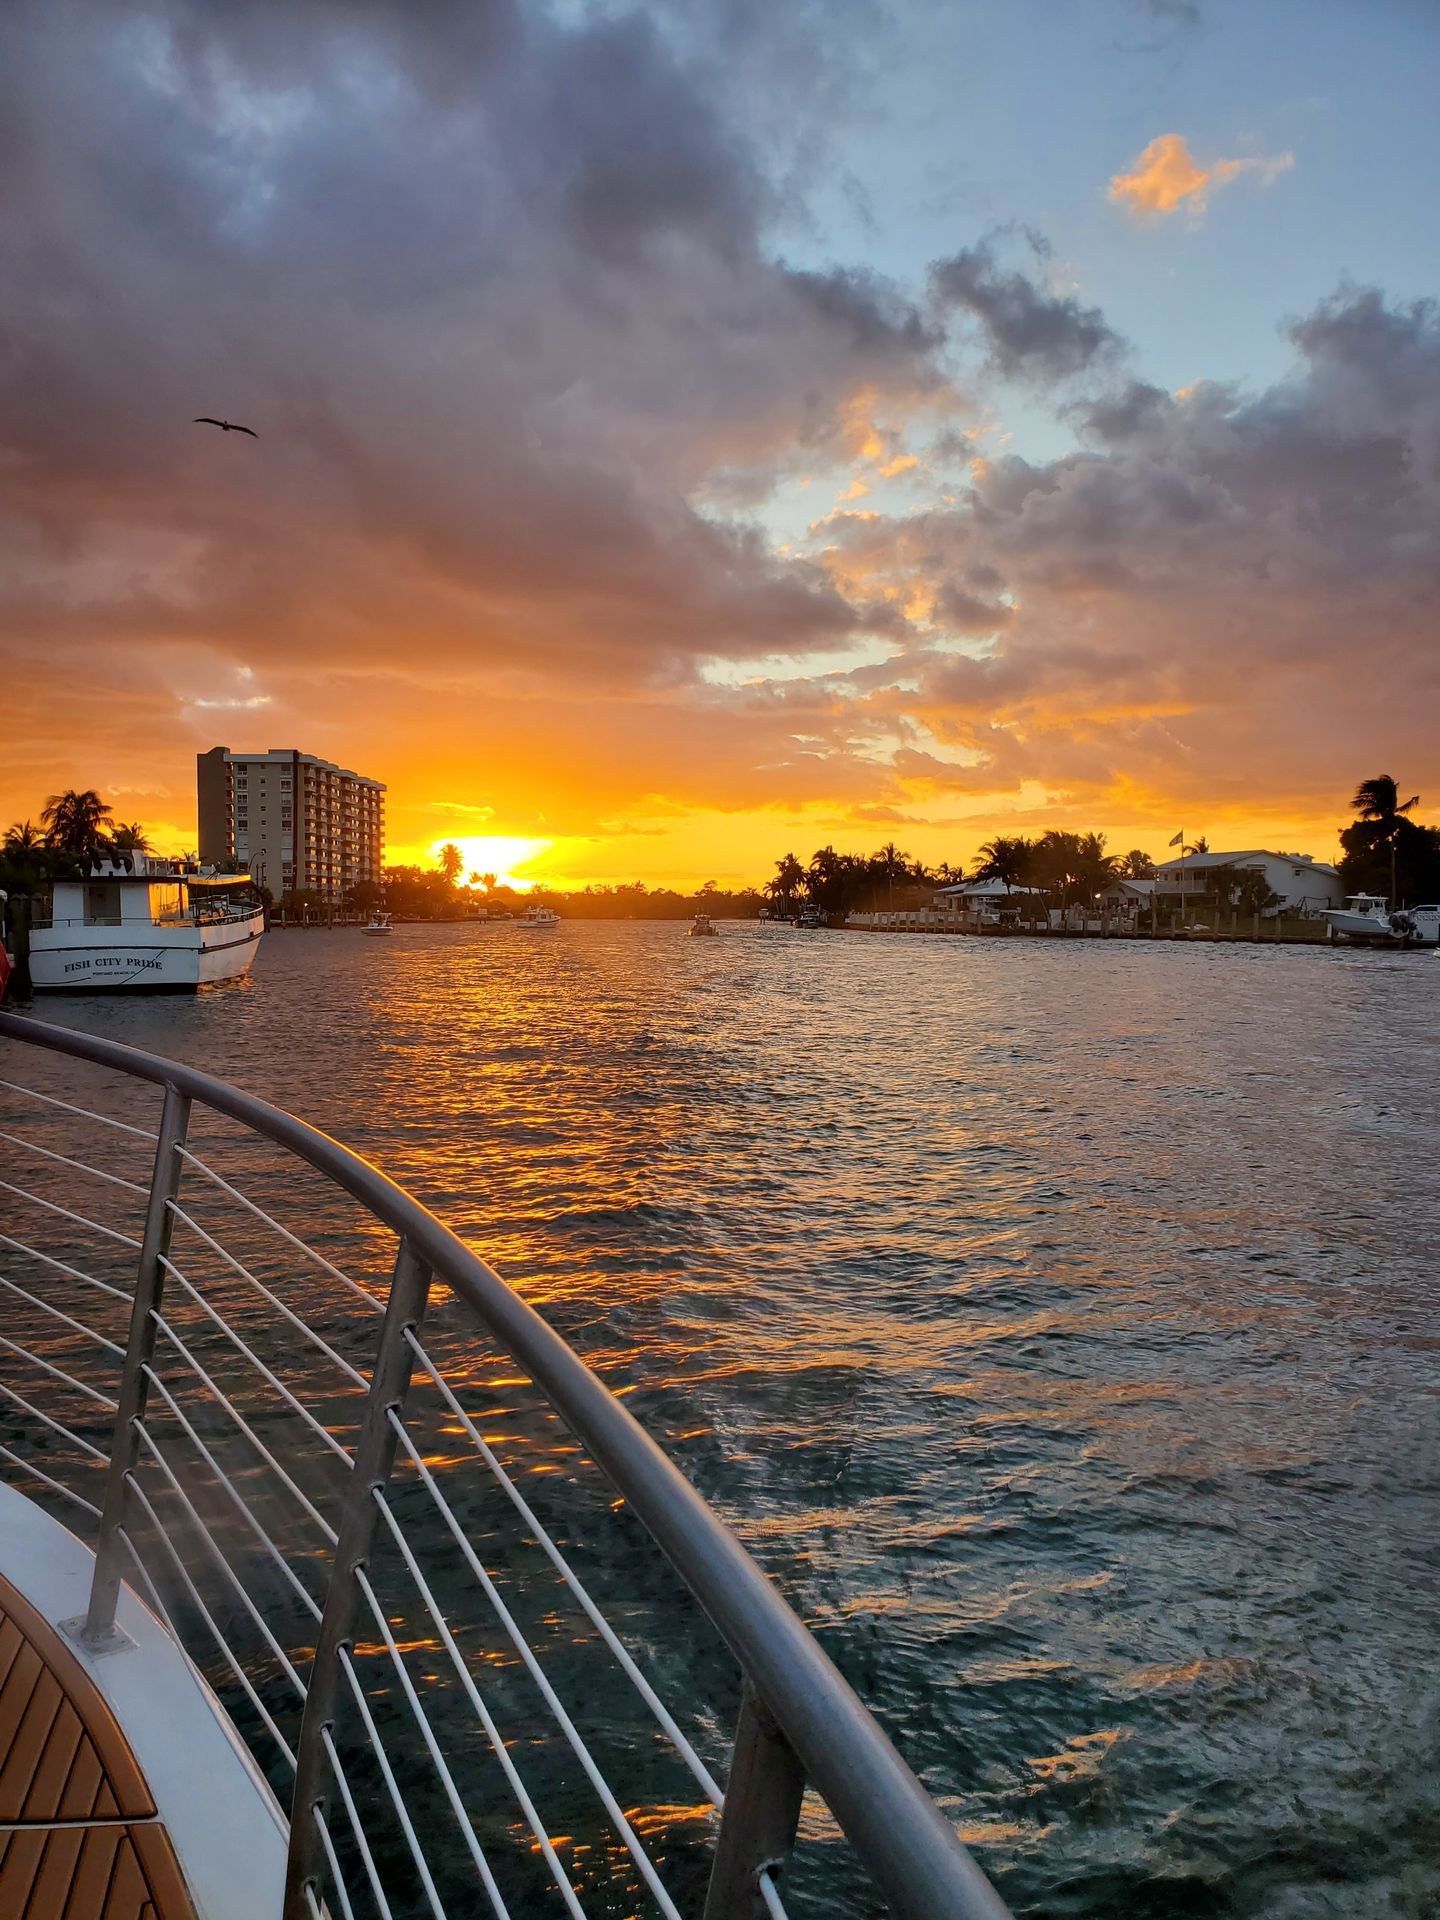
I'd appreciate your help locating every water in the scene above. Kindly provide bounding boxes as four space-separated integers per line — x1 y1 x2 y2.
9 922 1440 1916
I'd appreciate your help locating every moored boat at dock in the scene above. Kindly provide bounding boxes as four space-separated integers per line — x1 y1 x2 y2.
1323 893 1440 945
26 855 264 992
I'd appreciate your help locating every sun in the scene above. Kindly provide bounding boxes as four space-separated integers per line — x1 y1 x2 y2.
433 835 554 892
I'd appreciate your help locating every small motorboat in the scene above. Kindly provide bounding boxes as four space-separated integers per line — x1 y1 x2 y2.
689 913 719 937
362 911 393 937
1322 894 1440 946
519 905 560 928
796 904 825 929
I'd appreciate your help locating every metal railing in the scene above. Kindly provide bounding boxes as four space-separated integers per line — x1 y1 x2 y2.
0 1007 1011 1920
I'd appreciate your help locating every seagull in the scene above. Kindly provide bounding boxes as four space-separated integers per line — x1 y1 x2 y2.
194 417 258 437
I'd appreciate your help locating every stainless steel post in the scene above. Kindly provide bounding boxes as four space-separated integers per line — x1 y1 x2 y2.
282 1235 433 1920
80 1081 191 1647
703 1682 806 1920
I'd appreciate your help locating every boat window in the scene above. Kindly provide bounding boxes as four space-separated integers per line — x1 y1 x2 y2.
83 882 122 926
149 883 183 922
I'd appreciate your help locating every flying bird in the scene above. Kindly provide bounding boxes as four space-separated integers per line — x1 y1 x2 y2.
194 417 258 437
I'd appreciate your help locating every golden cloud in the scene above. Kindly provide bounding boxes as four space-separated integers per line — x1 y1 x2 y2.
1108 134 1293 220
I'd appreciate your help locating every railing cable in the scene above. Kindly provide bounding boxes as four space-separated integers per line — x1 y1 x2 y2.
321 1726 394 1920
139 1365 324 1621
336 1649 450 1920
0 1443 101 1518
122 1471 298 1771
176 1147 381 1311
165 1199 370 1388
311 1805 358 1920
0 1175 142 1249
0 1230 130 1301
117 1524 181 1637
408 1332 723 1808
157 1255 355 1466
0 1126 148 1195
0 1077 157 1139
352 1566 512 1920
369 1490 589 1920
0 1274 126 1357
131 1422 310 1703
0 1334 118 1410
387 1418 685 1920
0 1381 107 1461
149 1310 339 1544
758 1866 791 1920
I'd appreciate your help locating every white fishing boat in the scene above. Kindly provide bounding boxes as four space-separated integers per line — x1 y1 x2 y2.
1323 893 1440 945
27 855 264 992
689 912 719 937
519 904 560 928
361 911 393 937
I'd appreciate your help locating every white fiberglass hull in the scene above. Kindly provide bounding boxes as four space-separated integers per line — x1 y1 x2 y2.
1323 910 1396 941
1323 909 1440 945
29 913 265 991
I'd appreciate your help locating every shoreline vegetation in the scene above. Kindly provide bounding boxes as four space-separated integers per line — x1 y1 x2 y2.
4 777 1436 931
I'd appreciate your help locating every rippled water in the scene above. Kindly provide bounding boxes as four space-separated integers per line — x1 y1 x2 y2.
9 922 1440 1917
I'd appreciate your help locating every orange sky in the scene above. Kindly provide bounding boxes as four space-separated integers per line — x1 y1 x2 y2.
1 5 1436 888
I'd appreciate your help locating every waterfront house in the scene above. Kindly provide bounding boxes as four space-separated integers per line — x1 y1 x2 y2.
1153 849 1343 917
933 877 1046 928
1097 876 1156 927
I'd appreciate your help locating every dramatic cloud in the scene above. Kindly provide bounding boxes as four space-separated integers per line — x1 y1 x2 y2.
810 285 1440 820
0 1 940 684
930 233 1124 385
0 2 1433 878
1109 133 1294 220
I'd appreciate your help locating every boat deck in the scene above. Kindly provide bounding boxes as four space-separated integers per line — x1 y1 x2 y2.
0 1573 194 1919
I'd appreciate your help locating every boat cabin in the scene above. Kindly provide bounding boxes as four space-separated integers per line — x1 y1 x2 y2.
40 856 256 931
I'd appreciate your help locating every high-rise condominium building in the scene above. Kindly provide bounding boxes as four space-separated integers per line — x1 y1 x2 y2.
197 748 385 903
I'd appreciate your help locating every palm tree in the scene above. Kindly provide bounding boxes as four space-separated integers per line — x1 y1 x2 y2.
1 819 50 893
110 821 152 852
1352 776 1419 827
972 835 1034 892
873 841 911 909
41 789 114 861
769 852 806 909
3 820 45 859
436 843 463 887
1346 775 1421 904
1075 832 1117 899
1118 849 1155 879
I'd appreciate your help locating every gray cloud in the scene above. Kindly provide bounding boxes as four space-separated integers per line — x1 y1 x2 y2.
930 231 1125 385
813 284 1440 811
0 0 939 702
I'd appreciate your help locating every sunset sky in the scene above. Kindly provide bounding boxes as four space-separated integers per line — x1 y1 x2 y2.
2 0 1437 888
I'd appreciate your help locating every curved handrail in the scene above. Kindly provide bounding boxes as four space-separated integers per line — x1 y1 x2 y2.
0 1007 1011 1920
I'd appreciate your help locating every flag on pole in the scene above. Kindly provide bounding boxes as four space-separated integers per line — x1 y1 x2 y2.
1168 831 1184 847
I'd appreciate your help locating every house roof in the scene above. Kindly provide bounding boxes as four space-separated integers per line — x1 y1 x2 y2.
1153 849 1339 877
934 877 1045 898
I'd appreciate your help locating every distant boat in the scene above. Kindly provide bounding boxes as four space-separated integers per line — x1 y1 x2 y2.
1323 894 1440 945
519 905 560 928
796 904 825 929
689 912 719 937
361 911 393 937
26 855 264 992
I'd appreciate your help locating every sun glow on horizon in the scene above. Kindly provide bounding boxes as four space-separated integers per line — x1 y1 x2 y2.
427 834 555 891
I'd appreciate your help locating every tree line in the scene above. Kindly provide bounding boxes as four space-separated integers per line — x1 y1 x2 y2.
8 777 1436 924
1 789 154 896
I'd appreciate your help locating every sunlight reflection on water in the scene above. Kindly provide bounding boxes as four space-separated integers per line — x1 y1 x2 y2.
18 922 1440 1917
